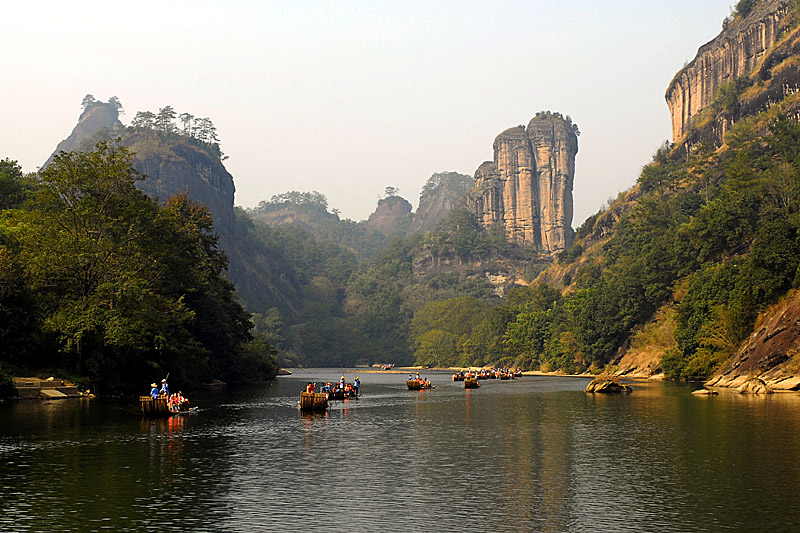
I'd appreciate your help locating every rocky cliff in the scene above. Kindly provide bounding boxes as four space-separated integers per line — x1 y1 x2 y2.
121 133 237 246
44 102 122 167
364 195 413 238
665 0 796 144
706 290 800 390
407 171 472 235
466 114 578 253
45 102 237 246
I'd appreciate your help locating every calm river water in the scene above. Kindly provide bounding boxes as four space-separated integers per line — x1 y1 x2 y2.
2 370 800 532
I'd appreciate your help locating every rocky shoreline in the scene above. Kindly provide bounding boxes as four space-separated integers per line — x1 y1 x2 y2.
11 377 92 400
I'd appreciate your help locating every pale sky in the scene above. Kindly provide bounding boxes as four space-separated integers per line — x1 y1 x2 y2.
4 0 733 226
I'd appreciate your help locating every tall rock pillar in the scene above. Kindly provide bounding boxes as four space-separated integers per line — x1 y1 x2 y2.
467 113 578 253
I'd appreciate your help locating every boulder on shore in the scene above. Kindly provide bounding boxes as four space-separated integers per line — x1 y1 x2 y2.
692 388 718 396
737 377 773 395
585 378 632 393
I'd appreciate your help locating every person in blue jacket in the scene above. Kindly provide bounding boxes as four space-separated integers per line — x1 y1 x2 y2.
160 378 169 396
149 383 159 399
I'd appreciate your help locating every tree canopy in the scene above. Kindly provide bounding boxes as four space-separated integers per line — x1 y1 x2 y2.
0 143 276 390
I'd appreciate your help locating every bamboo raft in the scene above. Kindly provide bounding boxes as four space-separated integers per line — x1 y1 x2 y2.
464 378 480 389
406 379 432 390
140 396 170 415
140 396 195 416
299 391 329 411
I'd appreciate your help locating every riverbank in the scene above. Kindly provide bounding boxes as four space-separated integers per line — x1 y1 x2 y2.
10 376 91 400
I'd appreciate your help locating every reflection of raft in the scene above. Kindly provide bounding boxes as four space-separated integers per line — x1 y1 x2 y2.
406 379 432 390
139 396 195 416
299 391 329 411
464 378 480 389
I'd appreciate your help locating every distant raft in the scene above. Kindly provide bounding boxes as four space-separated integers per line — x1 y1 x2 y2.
464 378 480 389
299 391 329 411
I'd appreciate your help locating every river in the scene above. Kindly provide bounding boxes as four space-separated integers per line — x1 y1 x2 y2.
2 370 799 532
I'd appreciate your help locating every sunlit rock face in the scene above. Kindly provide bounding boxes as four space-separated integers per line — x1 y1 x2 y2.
665 0 793 143
467 115 578 253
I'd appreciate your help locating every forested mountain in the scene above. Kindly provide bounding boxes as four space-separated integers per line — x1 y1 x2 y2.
247 191 390 260
404 0 800 385
4 0 800 388
0 146 278 392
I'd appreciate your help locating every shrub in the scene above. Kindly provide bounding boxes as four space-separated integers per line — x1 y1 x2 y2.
0 369 16 401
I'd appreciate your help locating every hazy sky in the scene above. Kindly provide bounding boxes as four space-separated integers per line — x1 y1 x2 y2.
4 0 733 225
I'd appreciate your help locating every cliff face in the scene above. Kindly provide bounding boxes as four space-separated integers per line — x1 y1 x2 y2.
364 196 413 238
706 290 800 390
44 103 122 167
122 134 237 245
466 115 578 253
45 107 237 247
665 0 795 143
407 172 472 235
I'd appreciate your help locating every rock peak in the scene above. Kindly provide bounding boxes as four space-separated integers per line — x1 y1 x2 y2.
466 113 578 253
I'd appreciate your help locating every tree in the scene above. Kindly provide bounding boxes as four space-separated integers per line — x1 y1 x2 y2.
11 143 191 381
384 186 399 198
131 111 156 130
410 296 490 366
0 159 29 210
420 172 473 198
107 96 123 114
2 142 269 388
155 106 177 134
81 94 97 109
195 117 218 143
179 112 195 136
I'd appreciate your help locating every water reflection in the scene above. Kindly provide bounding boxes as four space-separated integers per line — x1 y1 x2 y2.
3 374 800 531
141 415 187 485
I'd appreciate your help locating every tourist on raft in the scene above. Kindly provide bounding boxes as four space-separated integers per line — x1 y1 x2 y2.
149 383 159 399
167 392 189 412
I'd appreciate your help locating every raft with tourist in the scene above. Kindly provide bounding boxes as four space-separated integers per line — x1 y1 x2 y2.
140 378 196 416
406 373 434 390
299 391 330 411
464 377 480 389
299 376 360 410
